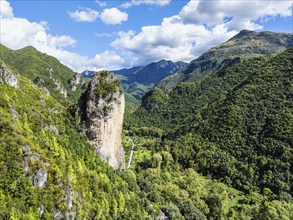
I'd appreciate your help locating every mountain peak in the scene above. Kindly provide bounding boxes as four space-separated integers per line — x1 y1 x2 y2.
157 30 293 90
18 45 39 53
0 44 85 104
232 29 255 39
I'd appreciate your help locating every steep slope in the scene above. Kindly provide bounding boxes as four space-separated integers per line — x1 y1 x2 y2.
77 71 125 169
0 44 85 104
0 61 150 219
187 48 293 195
128 56 265 130
0 58 272 220
157 30 293 90
128 48 293 200
1 45 292 220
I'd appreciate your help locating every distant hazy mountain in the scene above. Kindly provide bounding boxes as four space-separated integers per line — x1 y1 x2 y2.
157 30 293 90
112 66 142 76
82 60 188 104
113 60 187 85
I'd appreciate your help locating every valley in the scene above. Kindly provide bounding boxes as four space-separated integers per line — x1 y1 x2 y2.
0 28 292 220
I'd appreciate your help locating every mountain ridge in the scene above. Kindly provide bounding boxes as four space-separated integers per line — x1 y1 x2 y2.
82 59 188 104
0 58 254 220
0 30 292 219
127 47 293 199
0 60 150 218
0 44 85 105
157 30 293 90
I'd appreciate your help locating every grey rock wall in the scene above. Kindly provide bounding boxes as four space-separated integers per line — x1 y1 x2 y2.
78 71 125 169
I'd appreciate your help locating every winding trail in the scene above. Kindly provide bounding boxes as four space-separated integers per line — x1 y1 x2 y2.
127 137 135 169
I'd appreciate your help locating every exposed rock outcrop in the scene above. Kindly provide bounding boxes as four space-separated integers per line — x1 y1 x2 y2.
60 87 68 98
53 79 67 98
53 188 78 220
33 77 51 96
41 87 50 96
69 73 82 91
10 107 21 119
38 205 44 217
77 71 125 169
45 124 59 135
22 145 49 188
0 62 18 87
220 57 241 69
32 168 48 188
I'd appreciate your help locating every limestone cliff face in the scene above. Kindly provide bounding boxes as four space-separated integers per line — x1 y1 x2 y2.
78 71 125 169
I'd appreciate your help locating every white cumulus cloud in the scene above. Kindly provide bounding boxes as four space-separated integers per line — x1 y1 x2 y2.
0 0 13 18
1 17 77 50
112 0 292 66
112 21 236 65
0 0 124 72
68 8 99 22
100 8 128 25
179 0 292 28
92 50 124 67
68 7 128 25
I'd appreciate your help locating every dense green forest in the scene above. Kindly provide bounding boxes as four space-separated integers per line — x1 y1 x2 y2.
0 40 292 219
0 59 258 219
125 48 293 219
0 44 85 104
0 60 154 219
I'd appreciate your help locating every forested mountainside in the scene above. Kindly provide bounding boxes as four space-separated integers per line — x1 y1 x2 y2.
127 48 293 212
0 61 152 219
157 30 293 90
0 31 292 220
83 60 187 104
0 58 274 220
0 44 85 105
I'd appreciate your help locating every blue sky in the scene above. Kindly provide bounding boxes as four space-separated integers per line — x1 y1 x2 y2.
1 0 292 72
